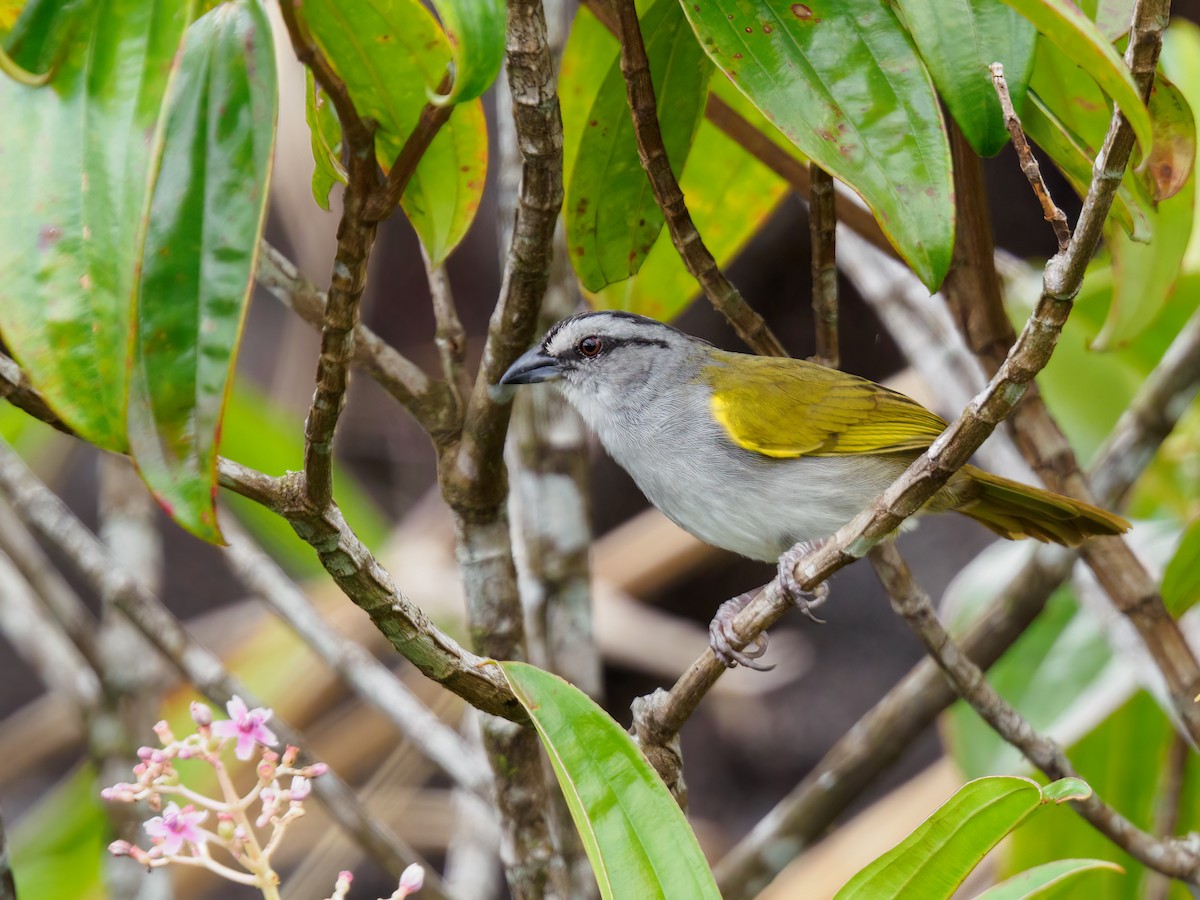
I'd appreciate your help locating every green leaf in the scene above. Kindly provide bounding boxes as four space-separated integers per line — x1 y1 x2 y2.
563 0 712 291
590 115 789 319
501 661 720 900
1040 777 1091 803
127 0 277 542
1163 518 1200 615
305 68 346 210
998 0 1152 154
302 0 488 263
680 0 954 289
835 776 1087 900
0 0 194 450
974 859 1124 899
1077 0 1134 42
426 0 505 106
894 0 1037 157
1093 27 1200 350
11 765 106 900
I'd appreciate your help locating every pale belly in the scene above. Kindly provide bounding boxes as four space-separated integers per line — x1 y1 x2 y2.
616 441 909 562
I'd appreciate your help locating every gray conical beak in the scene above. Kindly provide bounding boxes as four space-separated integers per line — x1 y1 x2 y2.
500 347 561 385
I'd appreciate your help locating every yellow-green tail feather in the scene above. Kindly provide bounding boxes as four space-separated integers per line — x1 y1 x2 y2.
955 466 1130 547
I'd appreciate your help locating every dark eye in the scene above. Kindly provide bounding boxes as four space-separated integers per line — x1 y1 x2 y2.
577 335 603 358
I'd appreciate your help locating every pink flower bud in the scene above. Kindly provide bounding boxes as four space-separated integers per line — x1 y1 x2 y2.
281 745 299 767
398 863 424 895
108 840 134 856
137 746 154 760
289 776 311 802
306 762 329 778
153 720 174 744
190 701 213 727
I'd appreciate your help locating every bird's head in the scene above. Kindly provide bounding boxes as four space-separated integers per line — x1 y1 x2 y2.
499 311 705 406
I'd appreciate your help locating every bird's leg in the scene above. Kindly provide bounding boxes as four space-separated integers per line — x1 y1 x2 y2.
709 589 774 670
777 539 829 624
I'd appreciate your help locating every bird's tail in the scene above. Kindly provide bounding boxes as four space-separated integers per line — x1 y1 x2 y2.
953 465 1130 547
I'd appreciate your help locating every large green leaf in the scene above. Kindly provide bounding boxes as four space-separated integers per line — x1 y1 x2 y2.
835 777 1091 900
1001 691 1200 899
0 0 194 450
302 0 488 263
501 661 720 900
679 0 954 289
563 0 712 291
974 859 1124 898
11 765 106 900
127 0 277 542
1093 25 1200 351
426 0 505 106
589 114 788 319
894 0 1037 157
998 0 1152 153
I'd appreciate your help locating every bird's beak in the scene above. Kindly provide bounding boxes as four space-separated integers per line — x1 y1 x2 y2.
500 348 561 385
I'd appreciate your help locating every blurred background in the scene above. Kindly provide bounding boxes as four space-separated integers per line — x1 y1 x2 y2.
3 1 1200 897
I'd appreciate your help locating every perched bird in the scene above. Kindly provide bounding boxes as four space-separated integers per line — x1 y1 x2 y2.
500 311 1129 665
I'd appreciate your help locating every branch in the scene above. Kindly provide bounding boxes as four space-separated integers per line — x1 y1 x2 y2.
990 63 1070 251
630 0 1167 779
422 246 472 414
0 439 443 893
868 541 1200 883
256 242 457 438
363 73 456 223
809 164 838 368
713 291 1200 900
221 514 493 797
611 0 786 357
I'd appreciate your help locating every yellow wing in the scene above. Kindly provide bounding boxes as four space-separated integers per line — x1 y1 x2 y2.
703 354 948 458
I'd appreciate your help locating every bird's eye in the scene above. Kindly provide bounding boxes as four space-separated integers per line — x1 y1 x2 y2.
577 335 604 358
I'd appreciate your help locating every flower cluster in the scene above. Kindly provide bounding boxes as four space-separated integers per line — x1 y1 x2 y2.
102 696 326 899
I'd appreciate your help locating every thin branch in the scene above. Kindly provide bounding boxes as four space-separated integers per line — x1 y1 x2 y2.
0 806 14 900
990 63 1070 251
0 352 70 435
215 460 526 723
421 246 472 413
256 242 457 438
868 541 1200 883
1146 734 1190 900
0 439 445 895
809 164 838 368
363 73 456 223
611 0 786 357
713 299 1200 900
220 514 492 797
630 0 1168 782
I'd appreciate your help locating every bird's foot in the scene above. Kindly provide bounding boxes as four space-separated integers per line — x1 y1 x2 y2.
777 540 829 624
709 590 774 671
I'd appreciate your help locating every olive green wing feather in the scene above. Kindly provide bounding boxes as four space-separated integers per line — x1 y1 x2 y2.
704 355 948 458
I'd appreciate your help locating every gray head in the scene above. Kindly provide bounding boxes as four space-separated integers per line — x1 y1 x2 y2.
499 311 708 411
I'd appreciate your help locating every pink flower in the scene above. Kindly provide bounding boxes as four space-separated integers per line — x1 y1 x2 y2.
211 696 278 760
143 802 207 857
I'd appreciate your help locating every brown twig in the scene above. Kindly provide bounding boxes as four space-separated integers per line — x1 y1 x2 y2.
990 62 1071 251
611 0 786 357
809 164 839 368
868 541 1200 883
363 73 456 223
714 296 1200 900
1146 733 1190 900
629 0 1168 787
256 242 458 438
422 246 472 415
0 439 445 894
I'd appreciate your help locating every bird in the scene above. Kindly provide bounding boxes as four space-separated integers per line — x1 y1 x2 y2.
499 310 1129 667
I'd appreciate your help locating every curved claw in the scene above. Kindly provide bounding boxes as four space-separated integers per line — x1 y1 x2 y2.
708 593 775 670
777 541 830 624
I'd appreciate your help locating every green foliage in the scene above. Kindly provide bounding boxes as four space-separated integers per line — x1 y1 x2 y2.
306 68 347 210
302 0 489 264
129 0 277 542
502 662 721 900
895 0 1037 157
562 0 712 291
835 776 1100 900
425 0 506 106
680 0 955 290
10 766 106 900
